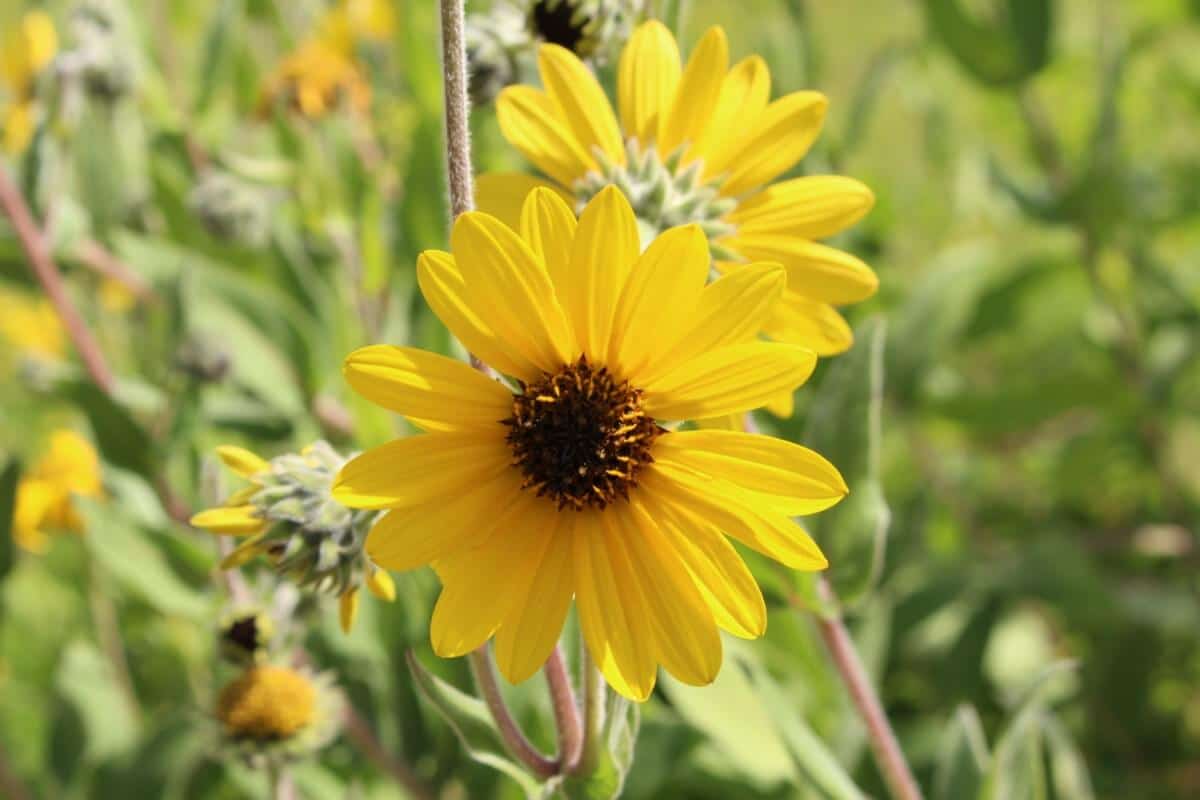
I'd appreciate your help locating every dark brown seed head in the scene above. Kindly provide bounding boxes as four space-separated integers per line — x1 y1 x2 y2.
503 356 663 511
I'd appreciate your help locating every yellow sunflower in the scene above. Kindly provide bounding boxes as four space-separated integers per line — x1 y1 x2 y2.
260 38 371 119
479 21 877 416
12 430 102 553
333 186 847 701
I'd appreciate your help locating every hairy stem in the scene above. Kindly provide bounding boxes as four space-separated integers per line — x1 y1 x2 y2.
439 0 474 219
815 576 924 800
544 646 584 771
468 647 558 779
0 167 114 394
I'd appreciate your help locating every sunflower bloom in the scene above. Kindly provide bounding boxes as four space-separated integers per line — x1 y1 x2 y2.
260 38 371 119
333 187 847 701
0 10 57 153
480 20 876 374
12 430 102 553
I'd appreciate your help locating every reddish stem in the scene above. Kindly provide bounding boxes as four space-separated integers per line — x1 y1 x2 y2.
0 167 115 394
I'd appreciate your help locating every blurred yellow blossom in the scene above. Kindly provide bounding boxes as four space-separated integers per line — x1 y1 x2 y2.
0 289 66 360
12 430 103 553
0 10 57 153
260 0 394 119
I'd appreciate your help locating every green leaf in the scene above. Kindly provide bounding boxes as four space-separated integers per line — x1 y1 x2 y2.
934 705 990 800
659 649 797 790
752 665 867 800
803 318 891 607
77 498 210 621
58 380 156 478
0 459 19 581
406 651 542 798
55 640 140 763
194 0 244 115
924 0 1054 87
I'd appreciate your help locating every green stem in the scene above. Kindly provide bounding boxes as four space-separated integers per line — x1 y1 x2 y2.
574 638 606 776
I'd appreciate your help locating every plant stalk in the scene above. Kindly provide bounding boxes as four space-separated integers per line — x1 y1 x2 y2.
0 167 114 394
574 637 606 775
815 576 924 800
439 0 474 219
467 647 558 779
544 645 584 771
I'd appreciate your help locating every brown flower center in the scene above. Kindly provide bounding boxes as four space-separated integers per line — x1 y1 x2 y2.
529 0 589 54
503 356 663 511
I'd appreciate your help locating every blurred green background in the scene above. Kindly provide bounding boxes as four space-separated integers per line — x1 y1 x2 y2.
1 0 1198 798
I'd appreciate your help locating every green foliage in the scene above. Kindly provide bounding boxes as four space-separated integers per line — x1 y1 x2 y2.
0 0 1196 798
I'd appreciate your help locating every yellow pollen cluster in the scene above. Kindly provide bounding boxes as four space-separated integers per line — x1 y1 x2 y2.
217 666 316 740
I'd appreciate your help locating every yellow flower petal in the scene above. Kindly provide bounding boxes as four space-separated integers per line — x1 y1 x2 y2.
2 102 35 154
728 176 875 240
661 26 728 156
714 91 827 197
574 510 657 701
365 467 524 571
476 172 568 230
564 186 640 362
343 345 512 430
496 85 596 186
366 568 396 601
643 466 828 570
652 501 766 639
519 186 577 293
339 588 360 633
190 506 268 536
34 430 101 496
721 237 878 305
620 501 721 686
647 262 786 382
493 507 575 684
765 390 795 418
655 430 848 516
451 211 576 371
430 492 550 658
216 445 270 479
696 414 745 431
695 55 771 177
538 44 625 168
333 432 510 510
643 342 816 421
618 20 681 146
417 250 542 382
12 478 58 553
610 223 709 381
220 535 266 569
763 291 854 356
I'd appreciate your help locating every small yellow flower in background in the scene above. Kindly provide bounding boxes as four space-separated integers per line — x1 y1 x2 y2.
191 442 397 633
12 430 102 553
260 39 371 119
480 20 877 414
216 663 341 762
0 288 66 360
334 187 848 701
0 10 57 153
260 0 393 120
320 0 397 50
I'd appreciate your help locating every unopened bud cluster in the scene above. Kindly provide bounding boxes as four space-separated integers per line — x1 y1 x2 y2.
575 141 738 250
466 0 644 105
